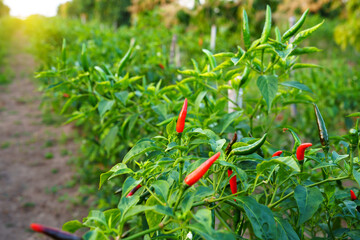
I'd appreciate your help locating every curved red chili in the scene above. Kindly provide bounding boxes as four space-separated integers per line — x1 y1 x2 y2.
176 98 188 133
30 223 81 240
126 184 142 197
184 152 220 186
296 143 312 161
350 190 357 201
227 169 237 201
158 63 165 69
272 150 283 157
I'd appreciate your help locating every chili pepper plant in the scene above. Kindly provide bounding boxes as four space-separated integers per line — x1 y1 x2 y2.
29 7 360 240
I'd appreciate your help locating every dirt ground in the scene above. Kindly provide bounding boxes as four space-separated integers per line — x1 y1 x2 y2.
0 31 88 239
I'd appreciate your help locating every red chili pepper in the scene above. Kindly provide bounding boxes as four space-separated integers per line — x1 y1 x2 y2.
158 63 165 69
184 152 220 186
126 184 142 197
296 143 312 161
63 93 70 98
227 169 237 201
272 150 283 157
176 98 188 133
350 190 357 201
30 223 81 240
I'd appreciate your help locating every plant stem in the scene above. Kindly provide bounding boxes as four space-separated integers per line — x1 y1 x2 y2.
268 175 349 208
121 220 171 240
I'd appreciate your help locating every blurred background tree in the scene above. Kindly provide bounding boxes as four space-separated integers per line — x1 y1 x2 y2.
0 0 10 17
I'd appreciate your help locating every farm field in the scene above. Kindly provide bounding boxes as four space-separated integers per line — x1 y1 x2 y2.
0 1 359 239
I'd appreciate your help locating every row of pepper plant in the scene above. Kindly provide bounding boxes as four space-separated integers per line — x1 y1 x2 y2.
30 6 360 240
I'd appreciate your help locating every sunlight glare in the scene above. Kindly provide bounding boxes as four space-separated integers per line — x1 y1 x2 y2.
4 0 68 18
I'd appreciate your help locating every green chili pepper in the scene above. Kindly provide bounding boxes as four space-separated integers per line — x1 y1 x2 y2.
239 66 251 88
282 9 309 41
231 133 267 156
313 103 329 154
242 9 251 49
260 5 271 44
117 39 136 76
81 43 89 72
349 128 358 151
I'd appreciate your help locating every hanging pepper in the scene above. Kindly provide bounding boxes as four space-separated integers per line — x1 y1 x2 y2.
231 133 267 156
350 190 357 201
30 223 81 240
313 104 329 154
126 184 142 197
176 98 188 133
296 143 312 161
225 132 237 156
272 150 283 157
227 169 237 201
184 152 220 186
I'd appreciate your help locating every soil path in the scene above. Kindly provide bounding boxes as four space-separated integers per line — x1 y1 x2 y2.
0 30 87 239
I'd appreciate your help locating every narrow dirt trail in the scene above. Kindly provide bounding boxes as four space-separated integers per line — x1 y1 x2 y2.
0 30 87 239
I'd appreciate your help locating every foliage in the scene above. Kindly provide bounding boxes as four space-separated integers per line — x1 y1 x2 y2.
25 6 360 239
334 0 360 51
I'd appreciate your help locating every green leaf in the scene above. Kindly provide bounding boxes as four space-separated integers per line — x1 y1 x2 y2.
294 185 323 226
194 209 212 229
152 180 169 202
181 191 195 214
219 111 242 134
117 39 135 76
123 139 161 164
98 100 115 118
114 91 129 105
257 156 300 173
280 81 312 92
293 20 324 45
99 163 133 189
202 49 216 70
195 91 207 113
83 229 108 240
236 196 277 240
347 112 360 117
101 126 118 153
166 118 176 137
257 75 278 111
275 217 300 240
83 210 107 228
343 200 358 218
145 195 163 231
62 220 83 233
353 169 360 187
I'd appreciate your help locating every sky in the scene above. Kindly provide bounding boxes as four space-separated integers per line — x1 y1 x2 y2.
3 0 202 18
4 0 69 18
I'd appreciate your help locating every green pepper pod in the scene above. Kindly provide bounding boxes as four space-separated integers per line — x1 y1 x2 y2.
282 9 309 41
231 133 267 156
313 103 329 154
349 128 358 151
242 9 251 49
260 5 272 44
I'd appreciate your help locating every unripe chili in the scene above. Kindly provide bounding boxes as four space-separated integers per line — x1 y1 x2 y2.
296 143 312 161
184 152 220 186
231 133 267 156
272 150 283 157
30 223 81 240
126 184 142 197
176 98 188 133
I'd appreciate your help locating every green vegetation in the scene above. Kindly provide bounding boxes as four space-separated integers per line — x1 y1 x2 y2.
1 0 360 239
